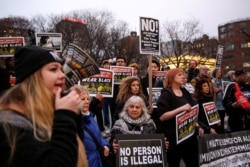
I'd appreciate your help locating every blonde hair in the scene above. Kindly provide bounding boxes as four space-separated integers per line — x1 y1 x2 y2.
0 71 88 167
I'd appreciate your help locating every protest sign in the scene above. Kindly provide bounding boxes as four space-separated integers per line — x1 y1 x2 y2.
81 68 114 97
155 71 166 82
147 87 162 108
0 37 25 57
35 33 62 51
115 134 167 167
63 43 100 88
110 66 133 84
140 17 160 55
215 45 223 69
199 130 250 167
202 102 221 126
176 104 199 144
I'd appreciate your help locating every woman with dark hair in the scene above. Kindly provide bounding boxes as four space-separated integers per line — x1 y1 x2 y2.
194 79 219 134
157 68 203 167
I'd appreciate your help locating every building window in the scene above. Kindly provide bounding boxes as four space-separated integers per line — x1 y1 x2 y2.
241 42 250 48
219 26 226 33
220 33 227 39
228 24 234 30
240 22 247 29
223 64 235 70
224 43 234 51
228 31 234 37
243 62 250 67
242 52 250 58
223 55 234 59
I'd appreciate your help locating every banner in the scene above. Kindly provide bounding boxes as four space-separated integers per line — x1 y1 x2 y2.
0 37 25 57
176 104 199 144
140 17 160 55
110 66 133 84
199 130 250 167
202 102 221 126
35 33 62 51
81 68 114 97
115 134 167 167
63 43 100 88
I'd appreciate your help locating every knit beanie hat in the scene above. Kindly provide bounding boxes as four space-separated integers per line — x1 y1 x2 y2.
14 46 63 84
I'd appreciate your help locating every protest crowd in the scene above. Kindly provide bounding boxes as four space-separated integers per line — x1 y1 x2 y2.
0 43 250 167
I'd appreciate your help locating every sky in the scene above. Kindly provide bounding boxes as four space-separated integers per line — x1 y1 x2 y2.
1 0 249 37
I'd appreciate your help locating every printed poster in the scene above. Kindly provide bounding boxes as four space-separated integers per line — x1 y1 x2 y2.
140 17 160 55
115 134 167 167
81 68 114 97
35 33 62 51
0 37 25 57
176 104 199 144
202 102 221 126
147 87 162 108
155 71 166 82
63 43 100 88
110 66 133 84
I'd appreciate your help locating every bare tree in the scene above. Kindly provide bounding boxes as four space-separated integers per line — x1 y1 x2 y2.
0 16 33 41
160 17 202 68
30 15 50 32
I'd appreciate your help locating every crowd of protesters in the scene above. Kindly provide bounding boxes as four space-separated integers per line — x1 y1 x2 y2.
0 45 250 167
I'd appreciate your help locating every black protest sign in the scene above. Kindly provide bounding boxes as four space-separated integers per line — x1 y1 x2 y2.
63 43 100 88
176 104 198 144
115 134 167 167
215 45 223 69
140 17 160 55
202 102 221 126
199 130 250 167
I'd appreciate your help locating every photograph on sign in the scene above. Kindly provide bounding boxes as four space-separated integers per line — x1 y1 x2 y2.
202 102 221 126
139 17 160 55
81 68 114 97
0 37 25 57
35 33 62 51
176 104 198 144
147 87 162 108
110 66 133 84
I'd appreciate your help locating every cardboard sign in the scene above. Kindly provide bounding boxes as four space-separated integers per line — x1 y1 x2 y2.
115 134 167 167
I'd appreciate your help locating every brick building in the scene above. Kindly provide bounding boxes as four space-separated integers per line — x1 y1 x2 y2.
218 18 250 80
